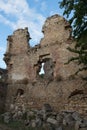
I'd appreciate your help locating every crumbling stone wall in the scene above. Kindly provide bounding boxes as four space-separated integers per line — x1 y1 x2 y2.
0 68 7 113
4 28 30 82
4 14 87 114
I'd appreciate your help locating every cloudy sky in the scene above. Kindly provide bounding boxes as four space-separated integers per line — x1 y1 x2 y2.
0 0 64 68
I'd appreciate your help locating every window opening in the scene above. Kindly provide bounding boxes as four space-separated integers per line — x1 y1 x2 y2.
16 89 24 96
39 62 45 75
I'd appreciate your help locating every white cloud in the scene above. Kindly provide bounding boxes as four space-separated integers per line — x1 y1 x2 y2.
0 14 15 28
0 0 46 46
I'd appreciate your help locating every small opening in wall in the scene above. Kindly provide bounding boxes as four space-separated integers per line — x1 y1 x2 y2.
39 62 45 75
36 58 55 80
10 64 13 68
16 89 24 96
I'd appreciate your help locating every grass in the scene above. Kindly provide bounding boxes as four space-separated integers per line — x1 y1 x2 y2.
0 115 76 130
0 115 48 130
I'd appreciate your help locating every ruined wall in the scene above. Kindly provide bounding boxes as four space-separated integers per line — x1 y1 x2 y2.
4 27 30 81
4 14 87 114
0 68 7 113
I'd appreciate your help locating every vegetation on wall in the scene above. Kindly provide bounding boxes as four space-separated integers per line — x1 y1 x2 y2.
59 0 87 75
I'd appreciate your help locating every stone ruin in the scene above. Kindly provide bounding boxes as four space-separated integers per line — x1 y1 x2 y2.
1 14 87 115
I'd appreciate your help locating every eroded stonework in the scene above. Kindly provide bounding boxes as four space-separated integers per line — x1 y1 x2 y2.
3 14 87 114
0 68 7 112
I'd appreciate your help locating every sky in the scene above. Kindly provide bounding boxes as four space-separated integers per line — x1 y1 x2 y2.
0 0 64 69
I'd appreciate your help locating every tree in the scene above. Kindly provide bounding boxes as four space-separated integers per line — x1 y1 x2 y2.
59 0 87 75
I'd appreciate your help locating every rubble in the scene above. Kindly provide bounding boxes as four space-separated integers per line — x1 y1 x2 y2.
0 14 87 115
1 104 87 130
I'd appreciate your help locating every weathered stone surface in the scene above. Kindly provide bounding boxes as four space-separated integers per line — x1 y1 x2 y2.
2 14 87 115
79 128 87 130
80 119 87 128
72 112 82 121
1 105 87 130
42 103 53 112
31 120 37 128
35 117 42 127
56 114 63 125
47 117 58 125
63 114 74 126
0 68 7 113
75 121 80 130
3 112 11 123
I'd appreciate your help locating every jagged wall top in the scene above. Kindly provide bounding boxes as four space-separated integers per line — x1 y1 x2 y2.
41 14 72 46
6 27 30 55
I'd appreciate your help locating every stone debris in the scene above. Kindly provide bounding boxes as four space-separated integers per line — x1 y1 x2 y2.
2 14 87 116
1 104 87 130
0 14 87 130
47 117 58 125
2 112 11 123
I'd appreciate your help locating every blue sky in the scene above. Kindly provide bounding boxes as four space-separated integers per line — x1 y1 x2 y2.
0 0 64 69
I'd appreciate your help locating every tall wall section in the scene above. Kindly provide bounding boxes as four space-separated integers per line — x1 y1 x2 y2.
4 27 30 81
4 14 87 114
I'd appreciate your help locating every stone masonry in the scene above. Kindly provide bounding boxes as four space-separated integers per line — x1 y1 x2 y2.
3 14 87 115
